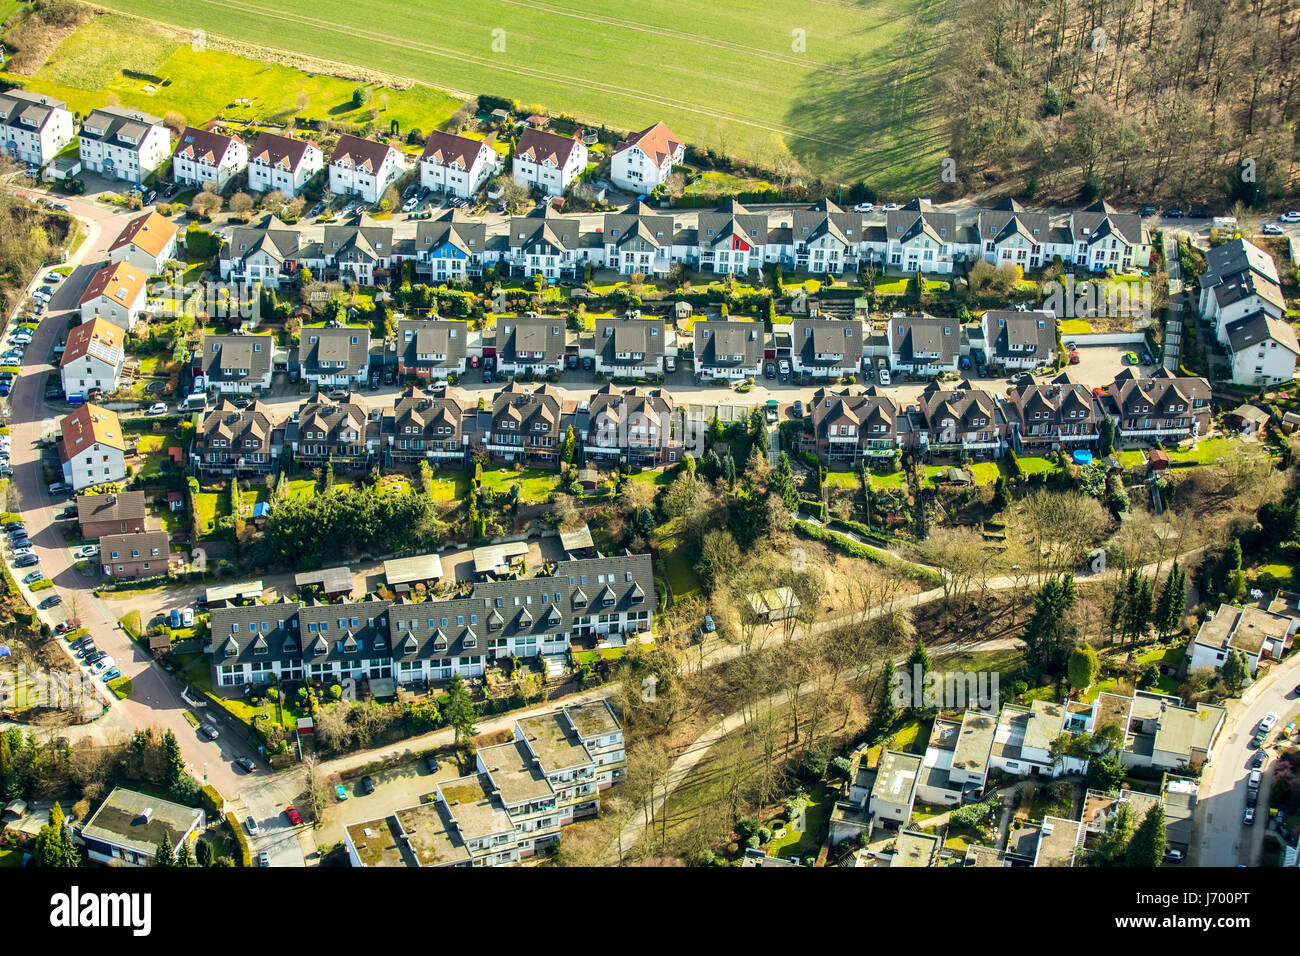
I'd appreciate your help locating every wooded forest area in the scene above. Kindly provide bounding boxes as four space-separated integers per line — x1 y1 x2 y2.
935 0 1300 205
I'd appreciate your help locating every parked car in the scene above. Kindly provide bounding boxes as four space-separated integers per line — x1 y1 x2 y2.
1260 712 1279 732
58 505 77 520
258 851 271 867
764 362 776 379
1124 351 1140 365
91 656 115 674
22 571 44 584
1279 211 1300 223
101 667 121 682
47 482 71 496
335 784 349 801
1251 730 1268 749
792 399 803 417
13 554 38 568
74 545 99 560
1138 207 1158 217
424 754 441 773
2 520 23 531
245 816 260 836
84 652 105 666
402 196 420 213
1243 807 1256 826
361 775 376 795
877 367 891 386
1068 349 1080 365
1164 208 1184 218
235 756 256 773
1162 847 1184 862
198 723 219 741
1263 224 1285 236
170 608 182 628
182 607 194 627
881 202 899 211
1249 769 1262 790
148 402 167 414
702 614 716 633
12 547 33 559
853 202 875 213
664 355 676 372
1252 750 1267 768
1141 352 1153 365
1188 208 1210 219
1246 789 1258 807
285 805 303 825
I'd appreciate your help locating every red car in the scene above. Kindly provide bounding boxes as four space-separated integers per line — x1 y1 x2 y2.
1068 349 1080 365
285 805 303 825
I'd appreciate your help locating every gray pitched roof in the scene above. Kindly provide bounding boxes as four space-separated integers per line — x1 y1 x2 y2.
201 334 273 384
302 327 371 378
695 318 764 368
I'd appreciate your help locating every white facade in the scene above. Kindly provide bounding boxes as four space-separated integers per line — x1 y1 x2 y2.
0 91 74 166
77 108 171 184
172 128 248 190
512 133 588 196
247 135 322 197
420 134 498 199
61 350 123 399
327 137 405 204
609 122 684 194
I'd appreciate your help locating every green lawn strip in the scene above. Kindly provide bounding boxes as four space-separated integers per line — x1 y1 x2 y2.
823 468 861 490
107 677 133 700
478 467 556 503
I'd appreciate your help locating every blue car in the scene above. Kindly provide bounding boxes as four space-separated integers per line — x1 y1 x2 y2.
703 615 716 633
102 667 121 682
169 608 182 628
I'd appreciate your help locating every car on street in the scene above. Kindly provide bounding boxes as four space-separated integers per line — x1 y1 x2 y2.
22 571 44 584
1163 208 1184 218
1068 349 1080 365
1249 769 1262 789
102 667 121 682
1138 207 1158 217
1279 211 1300 223
1260 711 1279 732
74 545 99 559
1124 351 1140 365
285 805 303 825
881 202 899 211
235 756 256 773
14 554 38 568
1188 208 1210 219
1246 789 1258 807
148 402 168 414
1252 750 1267 768
1263 224 1285 235
12 547 34 559
853 202 874 213
198 723 220 741
47 482 71 496
258 851 271 867
402 196 420 213
361 775 376 795
335 784 349 801
1243 807 1255 826
83 651 105 665
91 656 115 674
424 754 440 773
245 816 260 836
1251 730 1268 749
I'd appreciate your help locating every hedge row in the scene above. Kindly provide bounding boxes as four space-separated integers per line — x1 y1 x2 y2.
797 499 825 521
225 812 251 867
793 520 942 586
827 517 895 548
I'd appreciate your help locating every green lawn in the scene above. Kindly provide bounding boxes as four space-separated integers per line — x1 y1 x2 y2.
478 468 556 503
424 469 470 502
1010 455 1056 476
89 0 947 189
0 849 22 868
1257 562 1295 584
868 469 908 490
767 780 829 861
969 461 1001 486
823 468 860 490
1166 436 1265 465
656 516 699 602
3 12 461 136
1059 319 1093 335
1118 449 1146 468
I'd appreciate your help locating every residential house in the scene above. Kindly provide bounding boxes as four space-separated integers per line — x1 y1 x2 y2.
1004 374 1101 452
59 403 126 491
975 199 1055 270
588 314 666 377
983 309 1057 370
484 382 567 466
989 699 1089 778
807 386 900 463
885 199 958 274
327 134 405 204
246 131 323 196
1103 369 1212 446
692 318 764 380
1186 600 1297 677
1121 691 1225 772
0 89 74 165
308 215 394 285
78 261 148 331
1033 816 1083 867
694 200 769 275
511 128 588 196
415 210 487 282
77 107 171 183
502 204 585 280
1199 238 1286 330
562 700 626 789
76 491 147 540
387 385 468 465
870 749 922 827
514 710 607 823
59 318 126 401
210 553 653 688
198 334 274 395
419 130 498 199
108 210 178 275
1070 200 1150 272
497 316 566 375
790 318 864 378
395 319 468 379
1223 310 1300 387
219 214 302 287
886 313 960 376
78 787 203 867
171 126 247 190
916 711 997 805
100 530 177 580
609 121 683 194
290 395 375 467
788 199 863 275
583 384 681 466
301 327 371 388
601 203 677 276
915 381 1005 458
192 399 281 479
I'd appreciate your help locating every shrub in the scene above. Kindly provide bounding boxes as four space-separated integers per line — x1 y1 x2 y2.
225 812 252 867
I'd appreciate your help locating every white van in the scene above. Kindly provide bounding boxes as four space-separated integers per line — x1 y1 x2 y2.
180 392 207 411
1212 216 1238 231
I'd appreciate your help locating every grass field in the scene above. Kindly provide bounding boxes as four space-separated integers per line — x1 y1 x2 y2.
87 0 945 188
2 12 460 136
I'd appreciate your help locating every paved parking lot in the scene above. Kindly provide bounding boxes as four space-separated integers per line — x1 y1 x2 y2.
313 753 461 849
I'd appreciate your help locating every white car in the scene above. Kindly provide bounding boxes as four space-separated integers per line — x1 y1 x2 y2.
11 546 33 559
1263 224 1284 235
853 202 875 213
1260 712 1279 732
74 545 99 559
10 333 32 344
881 202 900 211
401 196 420 213
182 607 195 626
148 402 168 415
877 368 891 386
1279 211 1300 223
91 655 116 674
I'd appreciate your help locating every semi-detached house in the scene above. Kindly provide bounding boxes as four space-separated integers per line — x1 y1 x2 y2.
587 314 666 377
511 128 587 196
419 130 498 199
198 334 274 395
692 318 764 380
219 214 301 287
1198 238 1297 386
415 210 486 281
108 210 178 275
192 398 281 479
915 381 1005 459
807 386 900 464
59 403 126 491
395 319 468 379
246 131 322 197
100 530 178 580
0 89 74 165
790 317 863 377
328 134 405 205
59 317 125 401
301 326 371 388
982 309 1058 371
887 313 960 376
77 107 171 184
78 261 148 332
172 126 247 190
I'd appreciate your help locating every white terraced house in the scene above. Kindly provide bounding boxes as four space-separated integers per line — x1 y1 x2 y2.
885 200 960 275
610 121 684 194
77 107 171 184
511 128 588 196
246 131 322 196
0 90 74 166
328 134 405 205
419 130 498 199
172 126 248 190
